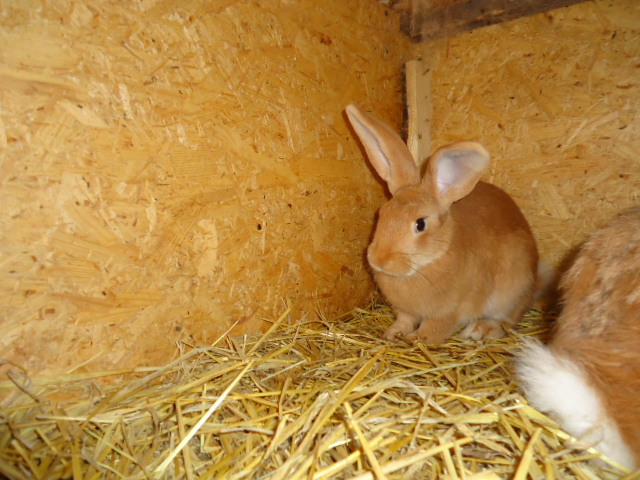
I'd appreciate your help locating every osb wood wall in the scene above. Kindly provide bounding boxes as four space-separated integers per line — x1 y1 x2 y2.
425 0 640 267
0 0 411 375
2 0 638 377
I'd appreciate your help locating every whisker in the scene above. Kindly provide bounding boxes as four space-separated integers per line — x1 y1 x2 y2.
409 265 436 288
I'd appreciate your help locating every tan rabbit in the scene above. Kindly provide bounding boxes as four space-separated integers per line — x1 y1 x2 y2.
345 104 539 344
517 207 640 469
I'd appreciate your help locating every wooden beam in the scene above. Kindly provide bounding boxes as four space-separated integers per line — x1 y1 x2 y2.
390 0 588 41
405 59 432 166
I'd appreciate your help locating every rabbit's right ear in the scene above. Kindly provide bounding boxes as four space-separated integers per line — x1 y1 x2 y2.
345 104 419 195
426 142 490 210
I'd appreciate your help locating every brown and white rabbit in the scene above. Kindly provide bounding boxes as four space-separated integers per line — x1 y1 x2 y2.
345 104 539 344
517 207 640 469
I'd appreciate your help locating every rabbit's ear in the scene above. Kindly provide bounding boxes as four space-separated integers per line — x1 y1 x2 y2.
346 104 419 195
426 142 490 209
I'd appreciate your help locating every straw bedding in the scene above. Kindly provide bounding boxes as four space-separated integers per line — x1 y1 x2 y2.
0 306 634 479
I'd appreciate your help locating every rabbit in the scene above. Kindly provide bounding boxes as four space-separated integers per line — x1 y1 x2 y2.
517 207 640 469
345 104 539 344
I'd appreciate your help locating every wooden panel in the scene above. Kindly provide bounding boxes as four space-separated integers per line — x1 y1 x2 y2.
0 0 411 375
421 0 640 266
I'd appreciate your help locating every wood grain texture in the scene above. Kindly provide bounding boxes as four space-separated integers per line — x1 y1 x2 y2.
0 0 411 375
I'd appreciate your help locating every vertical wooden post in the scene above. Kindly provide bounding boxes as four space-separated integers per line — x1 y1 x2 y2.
405 59 432 167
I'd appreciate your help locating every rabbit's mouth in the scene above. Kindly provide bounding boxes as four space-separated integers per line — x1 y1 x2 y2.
368 244 441 277
369 261 402 276
368 255 422 278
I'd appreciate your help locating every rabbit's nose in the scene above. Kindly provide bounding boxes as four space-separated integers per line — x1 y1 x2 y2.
366 246 381 270
367 245 389 273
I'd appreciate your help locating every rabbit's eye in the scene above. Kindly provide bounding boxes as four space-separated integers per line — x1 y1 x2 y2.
415 218 427 233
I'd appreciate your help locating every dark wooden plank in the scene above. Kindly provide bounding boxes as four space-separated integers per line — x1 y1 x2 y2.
390 0 588 41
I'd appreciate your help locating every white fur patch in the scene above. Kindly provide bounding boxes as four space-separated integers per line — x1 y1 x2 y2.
517 339 636 469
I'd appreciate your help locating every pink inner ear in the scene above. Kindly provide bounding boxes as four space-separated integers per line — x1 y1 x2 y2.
429 145 489 208
436 157 463 194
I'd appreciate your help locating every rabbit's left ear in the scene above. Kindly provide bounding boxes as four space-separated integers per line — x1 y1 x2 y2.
346 104 420 195
425 142 490 210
